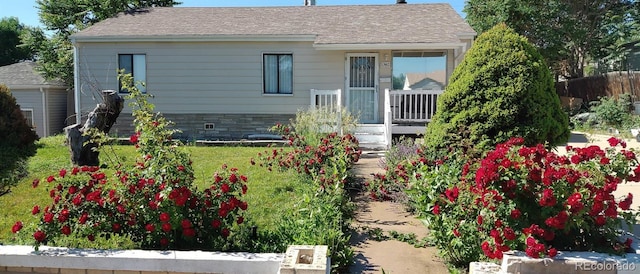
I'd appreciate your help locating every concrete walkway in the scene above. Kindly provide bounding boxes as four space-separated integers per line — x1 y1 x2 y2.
348 152 449 274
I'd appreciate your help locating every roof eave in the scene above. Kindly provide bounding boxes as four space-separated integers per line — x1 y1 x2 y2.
3 84 68 90
313 42 471 51
71 34 317 43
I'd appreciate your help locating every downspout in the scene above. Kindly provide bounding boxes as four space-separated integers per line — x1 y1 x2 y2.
40 87 48 137
73 42 81 125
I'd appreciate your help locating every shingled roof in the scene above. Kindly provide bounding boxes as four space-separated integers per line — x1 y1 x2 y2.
72 4 476 46
0 61 66 88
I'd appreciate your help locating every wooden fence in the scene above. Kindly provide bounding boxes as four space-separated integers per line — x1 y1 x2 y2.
556 72 640 103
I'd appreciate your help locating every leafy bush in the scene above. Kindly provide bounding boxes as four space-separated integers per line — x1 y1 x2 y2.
13 76 247 251
289 106 358 147
418 137 639 267
255 113 362 272
0 84 38 195
424 23 569 153
589 94 634 129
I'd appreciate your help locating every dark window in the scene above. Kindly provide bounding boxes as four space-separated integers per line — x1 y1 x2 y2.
263 54 293 94
118 54 146 93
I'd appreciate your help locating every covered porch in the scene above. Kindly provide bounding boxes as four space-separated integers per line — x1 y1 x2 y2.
310 88 443 149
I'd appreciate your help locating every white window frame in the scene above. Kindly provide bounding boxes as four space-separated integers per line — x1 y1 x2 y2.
262 53 294 96
118 54 147 93
21 108 35 129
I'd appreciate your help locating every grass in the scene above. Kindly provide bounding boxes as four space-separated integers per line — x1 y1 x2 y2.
0 135 304 244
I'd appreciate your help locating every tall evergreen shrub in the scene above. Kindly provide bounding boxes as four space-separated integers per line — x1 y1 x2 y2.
0 84 38 194
424 23 569 153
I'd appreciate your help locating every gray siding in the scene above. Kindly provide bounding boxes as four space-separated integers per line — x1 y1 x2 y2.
75 41 345 117
46 88 69 136
12 89 45 138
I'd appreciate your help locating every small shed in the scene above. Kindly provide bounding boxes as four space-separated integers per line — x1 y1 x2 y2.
0 61 70 138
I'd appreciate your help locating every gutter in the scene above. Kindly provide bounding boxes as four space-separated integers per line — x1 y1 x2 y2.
73 43 81 125
39 87 47 137
313 42 469 51
71 34 317 43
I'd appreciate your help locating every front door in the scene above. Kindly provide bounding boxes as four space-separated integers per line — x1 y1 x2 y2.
346 53 378 123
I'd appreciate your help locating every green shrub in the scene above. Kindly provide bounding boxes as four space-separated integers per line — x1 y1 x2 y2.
424 23 569 153
289 106 358 147
0 84 38 194
589 94 633 129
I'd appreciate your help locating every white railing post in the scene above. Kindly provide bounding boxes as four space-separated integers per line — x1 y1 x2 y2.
310 89 343 134
384 88 392 149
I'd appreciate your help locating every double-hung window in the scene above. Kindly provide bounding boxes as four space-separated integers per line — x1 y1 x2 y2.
21 109 34 129
118 54 146 93
263 54 293 94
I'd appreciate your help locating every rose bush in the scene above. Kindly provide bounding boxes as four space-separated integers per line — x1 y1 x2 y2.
12 74 247 251
417 137 640 266
255 122 361 194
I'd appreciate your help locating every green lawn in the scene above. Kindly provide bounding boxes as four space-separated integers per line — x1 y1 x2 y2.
0 135 303 244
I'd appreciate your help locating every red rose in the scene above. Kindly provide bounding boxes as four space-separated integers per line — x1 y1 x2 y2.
61 225 71 235
46 175 55 183
229 173 238 183
432 204 440 215
11 221 23 233
87 234 95 241
79 212 88 224
212 219 221 228
112 223 122 232
222 228 230 238
221 183 230 193
159 212 170 222
43 212 54 223
160 238 169 246
237 216 244 224
162 222 172 232
129 132 140 144
32 179 39 188
547 247 558 258
619 193 633 211
145 223 155 232
477 215 483 225
33 230 46 242
59 169 67 178
239 201 248 211
183 228 196 237
242 184 248 195
181 219 192 229
607 137 620 147
32 205 40 215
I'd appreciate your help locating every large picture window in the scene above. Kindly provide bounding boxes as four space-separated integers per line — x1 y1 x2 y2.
263 54 293 94
118 54 146 93
392 51 446 91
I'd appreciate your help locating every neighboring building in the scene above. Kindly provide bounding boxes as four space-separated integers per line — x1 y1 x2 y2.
70 3 475 141
403 71 447 90
0 61 69 138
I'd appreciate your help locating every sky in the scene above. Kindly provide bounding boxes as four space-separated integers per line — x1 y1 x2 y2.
0 0 466 29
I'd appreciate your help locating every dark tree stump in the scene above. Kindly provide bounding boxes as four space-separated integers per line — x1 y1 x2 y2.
65 90 124 166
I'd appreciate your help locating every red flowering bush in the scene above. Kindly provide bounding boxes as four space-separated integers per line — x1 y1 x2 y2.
12 75 247 251
420 137 640 266
255 123 361 193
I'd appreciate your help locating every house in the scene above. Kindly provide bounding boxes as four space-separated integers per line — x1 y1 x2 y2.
0 61 70 138
403 71 447 90
70 2 475 147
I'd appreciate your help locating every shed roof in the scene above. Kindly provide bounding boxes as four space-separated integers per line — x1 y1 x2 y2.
72 4 476 46
0 61 66 89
